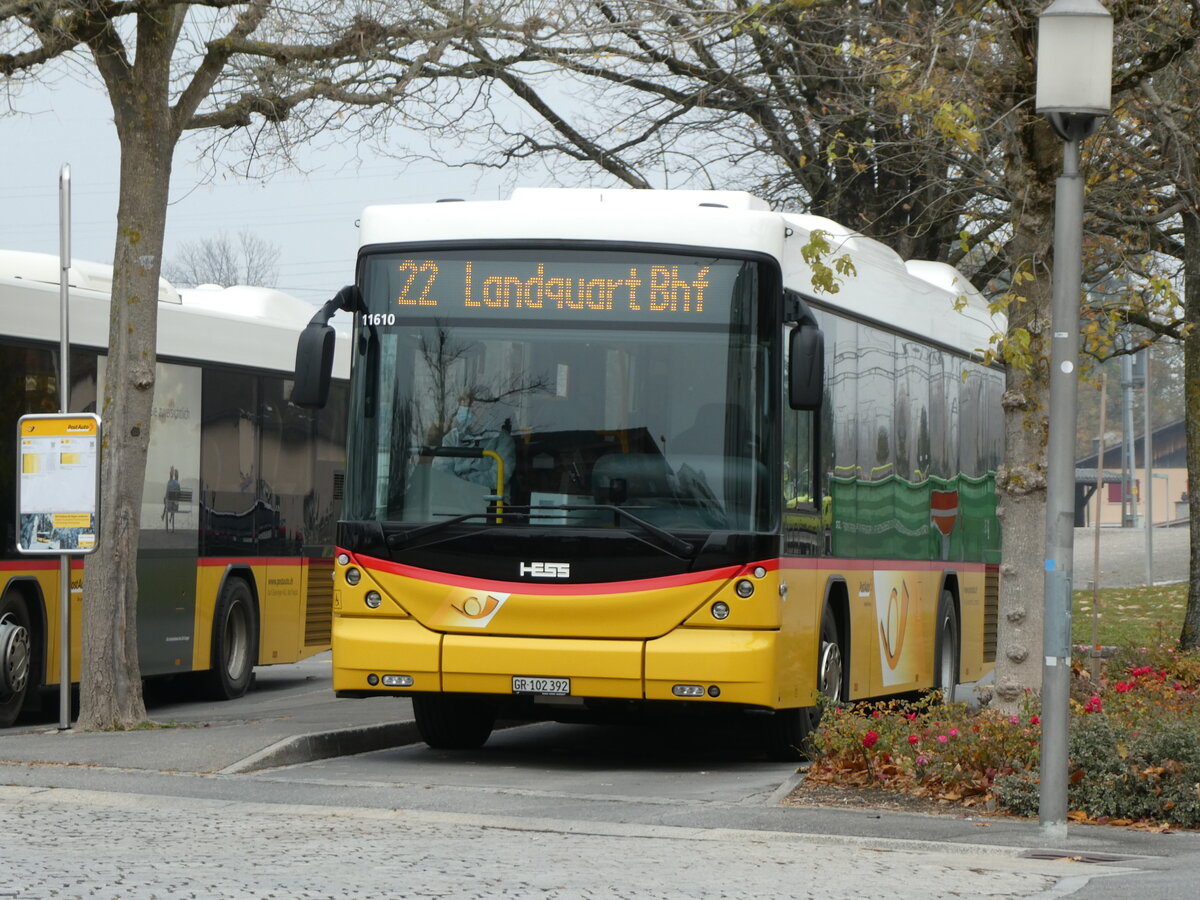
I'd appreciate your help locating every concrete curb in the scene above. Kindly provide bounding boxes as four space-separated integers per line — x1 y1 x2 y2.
219 721 423 775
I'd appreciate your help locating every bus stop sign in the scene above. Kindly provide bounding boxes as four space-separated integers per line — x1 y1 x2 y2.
16 413 101 555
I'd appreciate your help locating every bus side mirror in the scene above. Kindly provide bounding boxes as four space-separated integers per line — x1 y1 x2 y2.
293 322 336 409
789 324 824 411
292 285 360 409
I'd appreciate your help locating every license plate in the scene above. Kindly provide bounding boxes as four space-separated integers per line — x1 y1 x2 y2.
512 676 571 696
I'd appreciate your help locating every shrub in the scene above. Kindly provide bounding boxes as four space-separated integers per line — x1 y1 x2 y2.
804 647 1200 828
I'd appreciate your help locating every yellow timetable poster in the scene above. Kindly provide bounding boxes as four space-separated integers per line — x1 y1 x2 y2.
16 413 101 554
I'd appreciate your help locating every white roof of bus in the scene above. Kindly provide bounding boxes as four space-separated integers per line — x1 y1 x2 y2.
358 188 1000 358
0 249 350 378
0 248 179 304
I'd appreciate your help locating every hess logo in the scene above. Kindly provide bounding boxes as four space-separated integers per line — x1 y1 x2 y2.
520 561 570 578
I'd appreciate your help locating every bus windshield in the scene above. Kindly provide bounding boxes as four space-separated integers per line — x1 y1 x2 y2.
346 247 776 533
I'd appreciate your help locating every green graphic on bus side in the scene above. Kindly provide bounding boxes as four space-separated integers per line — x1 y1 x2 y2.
829 473 999 563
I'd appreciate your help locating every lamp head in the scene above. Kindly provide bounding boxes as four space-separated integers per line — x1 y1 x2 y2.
1035 0 1113 140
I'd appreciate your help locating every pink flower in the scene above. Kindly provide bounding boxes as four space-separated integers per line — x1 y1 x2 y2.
1010 714 1020 724
863 730 879 749
872 710 882 719
1084 695 1102 713
937 735 949 744
916 756 928 766
1115 682 1133 693
908 734 919 746
906 712 917 721
948 727 958 737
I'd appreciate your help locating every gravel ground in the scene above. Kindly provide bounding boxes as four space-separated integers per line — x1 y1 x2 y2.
1072 525 1190 589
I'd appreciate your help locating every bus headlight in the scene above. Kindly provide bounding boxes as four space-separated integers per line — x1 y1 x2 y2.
364 591 382 609
345 567 361 586
711 601 731 620
735 579 754 598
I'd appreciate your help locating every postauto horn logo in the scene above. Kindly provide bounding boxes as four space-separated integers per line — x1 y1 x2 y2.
449 592 509 627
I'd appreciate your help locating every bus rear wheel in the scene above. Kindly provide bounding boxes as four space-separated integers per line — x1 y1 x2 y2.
766 606 842 761
412 694 496 749
0 593 33 729
205 578 257 700
934 590 960 704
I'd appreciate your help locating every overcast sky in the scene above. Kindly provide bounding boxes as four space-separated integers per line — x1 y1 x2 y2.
2 78 511 305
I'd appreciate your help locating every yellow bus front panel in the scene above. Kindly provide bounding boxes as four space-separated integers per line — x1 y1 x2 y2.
442 635 644 698
332 614 442 692
644 627 786 707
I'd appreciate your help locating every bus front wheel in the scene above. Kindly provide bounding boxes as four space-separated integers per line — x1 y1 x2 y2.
412 694 496 749
0 592 33 729
765 606 843 761
205 578 257 700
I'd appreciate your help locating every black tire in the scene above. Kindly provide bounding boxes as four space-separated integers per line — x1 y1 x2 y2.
933 589 960 704
412 694 496 749
205 577 257 700
765 605 843 761
0 592 33 728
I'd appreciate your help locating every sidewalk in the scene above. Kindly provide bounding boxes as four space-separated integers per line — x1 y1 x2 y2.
0 652 419 774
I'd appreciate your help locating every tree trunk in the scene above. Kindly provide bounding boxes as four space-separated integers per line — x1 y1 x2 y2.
990 114 1060 711
993 302 1053 710
78 16 180 730
1180 209 1200 650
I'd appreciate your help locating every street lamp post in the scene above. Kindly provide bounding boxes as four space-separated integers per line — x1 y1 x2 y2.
1035 0 1113 839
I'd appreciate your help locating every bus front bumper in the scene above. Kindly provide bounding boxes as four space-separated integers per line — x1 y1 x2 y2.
332 615 784 709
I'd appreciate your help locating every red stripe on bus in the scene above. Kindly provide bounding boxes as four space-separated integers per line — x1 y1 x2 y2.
340 550 755 595
197 557 328 568
0 559 86 570
779 557 991 573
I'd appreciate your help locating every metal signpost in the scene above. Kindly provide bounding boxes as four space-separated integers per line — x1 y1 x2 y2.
15 414 100 728
12 165 99 731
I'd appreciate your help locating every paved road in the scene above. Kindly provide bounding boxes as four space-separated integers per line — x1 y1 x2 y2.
0 784 1125 899
1073 525 1189 588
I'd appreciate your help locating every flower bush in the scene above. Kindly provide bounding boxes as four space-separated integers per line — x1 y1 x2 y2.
804 646 1200 828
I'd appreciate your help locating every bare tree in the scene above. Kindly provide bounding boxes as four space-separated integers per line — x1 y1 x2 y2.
1102 10 1200 647
164 231 281 287
1 0 484 729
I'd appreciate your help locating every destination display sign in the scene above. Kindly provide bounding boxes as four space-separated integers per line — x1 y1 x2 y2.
363 251 749 325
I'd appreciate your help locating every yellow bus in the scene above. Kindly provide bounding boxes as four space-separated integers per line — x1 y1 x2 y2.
0 250 348 727
294 189 1002 759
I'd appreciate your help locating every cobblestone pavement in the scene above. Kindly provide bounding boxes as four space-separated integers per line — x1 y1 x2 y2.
2 785 1121 900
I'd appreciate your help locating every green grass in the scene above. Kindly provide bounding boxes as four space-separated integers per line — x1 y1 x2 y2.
1073 583 1190 649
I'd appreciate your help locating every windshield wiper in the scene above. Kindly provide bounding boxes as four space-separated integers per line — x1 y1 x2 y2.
385 504 695 560
385 513 490 551
523 503 695 559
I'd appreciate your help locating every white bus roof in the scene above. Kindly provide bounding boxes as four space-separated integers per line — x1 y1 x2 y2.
0 250 350 378
358 188 1000 358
